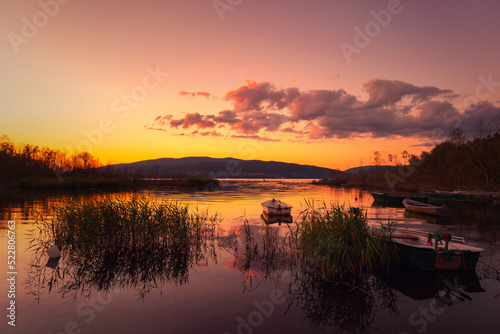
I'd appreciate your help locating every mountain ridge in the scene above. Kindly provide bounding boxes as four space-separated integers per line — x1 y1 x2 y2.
100 156 344 179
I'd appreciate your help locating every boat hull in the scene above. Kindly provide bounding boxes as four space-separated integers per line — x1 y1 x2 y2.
402 198 451 216
262 206 292 216
396 242 481 271
421 191 494 205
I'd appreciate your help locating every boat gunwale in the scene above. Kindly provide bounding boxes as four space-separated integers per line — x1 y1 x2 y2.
391 234 484 252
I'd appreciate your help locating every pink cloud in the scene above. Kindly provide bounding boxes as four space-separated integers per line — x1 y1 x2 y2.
147 79 500 141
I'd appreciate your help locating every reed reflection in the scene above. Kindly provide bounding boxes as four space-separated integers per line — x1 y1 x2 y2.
24 195 490 333
27 196 222 301
222 218 400 333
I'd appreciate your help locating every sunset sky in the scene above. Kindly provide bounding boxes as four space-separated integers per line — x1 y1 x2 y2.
2 0 500 170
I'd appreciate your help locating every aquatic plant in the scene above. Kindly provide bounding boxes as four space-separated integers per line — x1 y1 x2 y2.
28 196 221 299
296 200 398 281
220 209 399 332
222 200 397 287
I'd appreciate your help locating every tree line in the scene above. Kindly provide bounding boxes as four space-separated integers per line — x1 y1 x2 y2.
319 122 500 191
404 126 500 191
0 135 100 186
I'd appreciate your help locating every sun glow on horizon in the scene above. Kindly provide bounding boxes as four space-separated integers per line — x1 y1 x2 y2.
2 1 499 173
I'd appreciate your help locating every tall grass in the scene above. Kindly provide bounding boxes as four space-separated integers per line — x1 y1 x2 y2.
215 203 399 332
29 196 221 298
296 200 397 281
29 196 397 301
220 200 397 293
34 196 219 250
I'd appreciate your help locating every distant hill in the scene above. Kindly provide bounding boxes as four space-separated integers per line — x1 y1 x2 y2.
100 157 344 179
344 165 396 175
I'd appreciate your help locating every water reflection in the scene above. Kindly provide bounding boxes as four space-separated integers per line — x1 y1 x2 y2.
403 210 453 225
219 221 400 333
376 266 484 301
28 238 221 300
26 212 402 332
288 270 398 333
27 199 222 302
2 180 499 333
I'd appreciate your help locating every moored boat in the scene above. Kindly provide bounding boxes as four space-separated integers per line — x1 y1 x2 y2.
387 228 483 271
402 198 451 216
261 198 292 216
371 192 428 203
421 190 494 205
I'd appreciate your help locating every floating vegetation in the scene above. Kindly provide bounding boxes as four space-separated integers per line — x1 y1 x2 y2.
28 196 222 299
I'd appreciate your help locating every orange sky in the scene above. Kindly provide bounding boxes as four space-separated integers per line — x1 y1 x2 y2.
1 0 500 170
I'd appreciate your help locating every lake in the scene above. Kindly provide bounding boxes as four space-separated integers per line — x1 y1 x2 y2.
1 179 499 333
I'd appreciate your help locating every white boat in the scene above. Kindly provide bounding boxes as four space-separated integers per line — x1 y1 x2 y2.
261 198 292 216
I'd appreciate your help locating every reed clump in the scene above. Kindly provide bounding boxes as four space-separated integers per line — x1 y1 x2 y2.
37 196 219 251
296 200 397 281
29 196 221 295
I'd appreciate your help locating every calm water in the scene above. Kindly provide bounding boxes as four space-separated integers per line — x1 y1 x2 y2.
1 180 499 333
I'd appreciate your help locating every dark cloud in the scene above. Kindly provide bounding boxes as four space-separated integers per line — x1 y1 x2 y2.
152 115 173 126
225 80 299 112
146 79 500 141
230 111 288 134
461 102 500 135
288 89 359 121
212 110 239 124
169 113 215 129
363 78 452 109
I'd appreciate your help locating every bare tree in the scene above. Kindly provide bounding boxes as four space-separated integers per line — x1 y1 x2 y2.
449 126 466 145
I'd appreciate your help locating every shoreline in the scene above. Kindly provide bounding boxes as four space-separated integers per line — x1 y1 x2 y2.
6 176 220 191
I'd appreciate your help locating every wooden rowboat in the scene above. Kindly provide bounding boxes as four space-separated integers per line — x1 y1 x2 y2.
402 198 451 217
388 229 483 271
